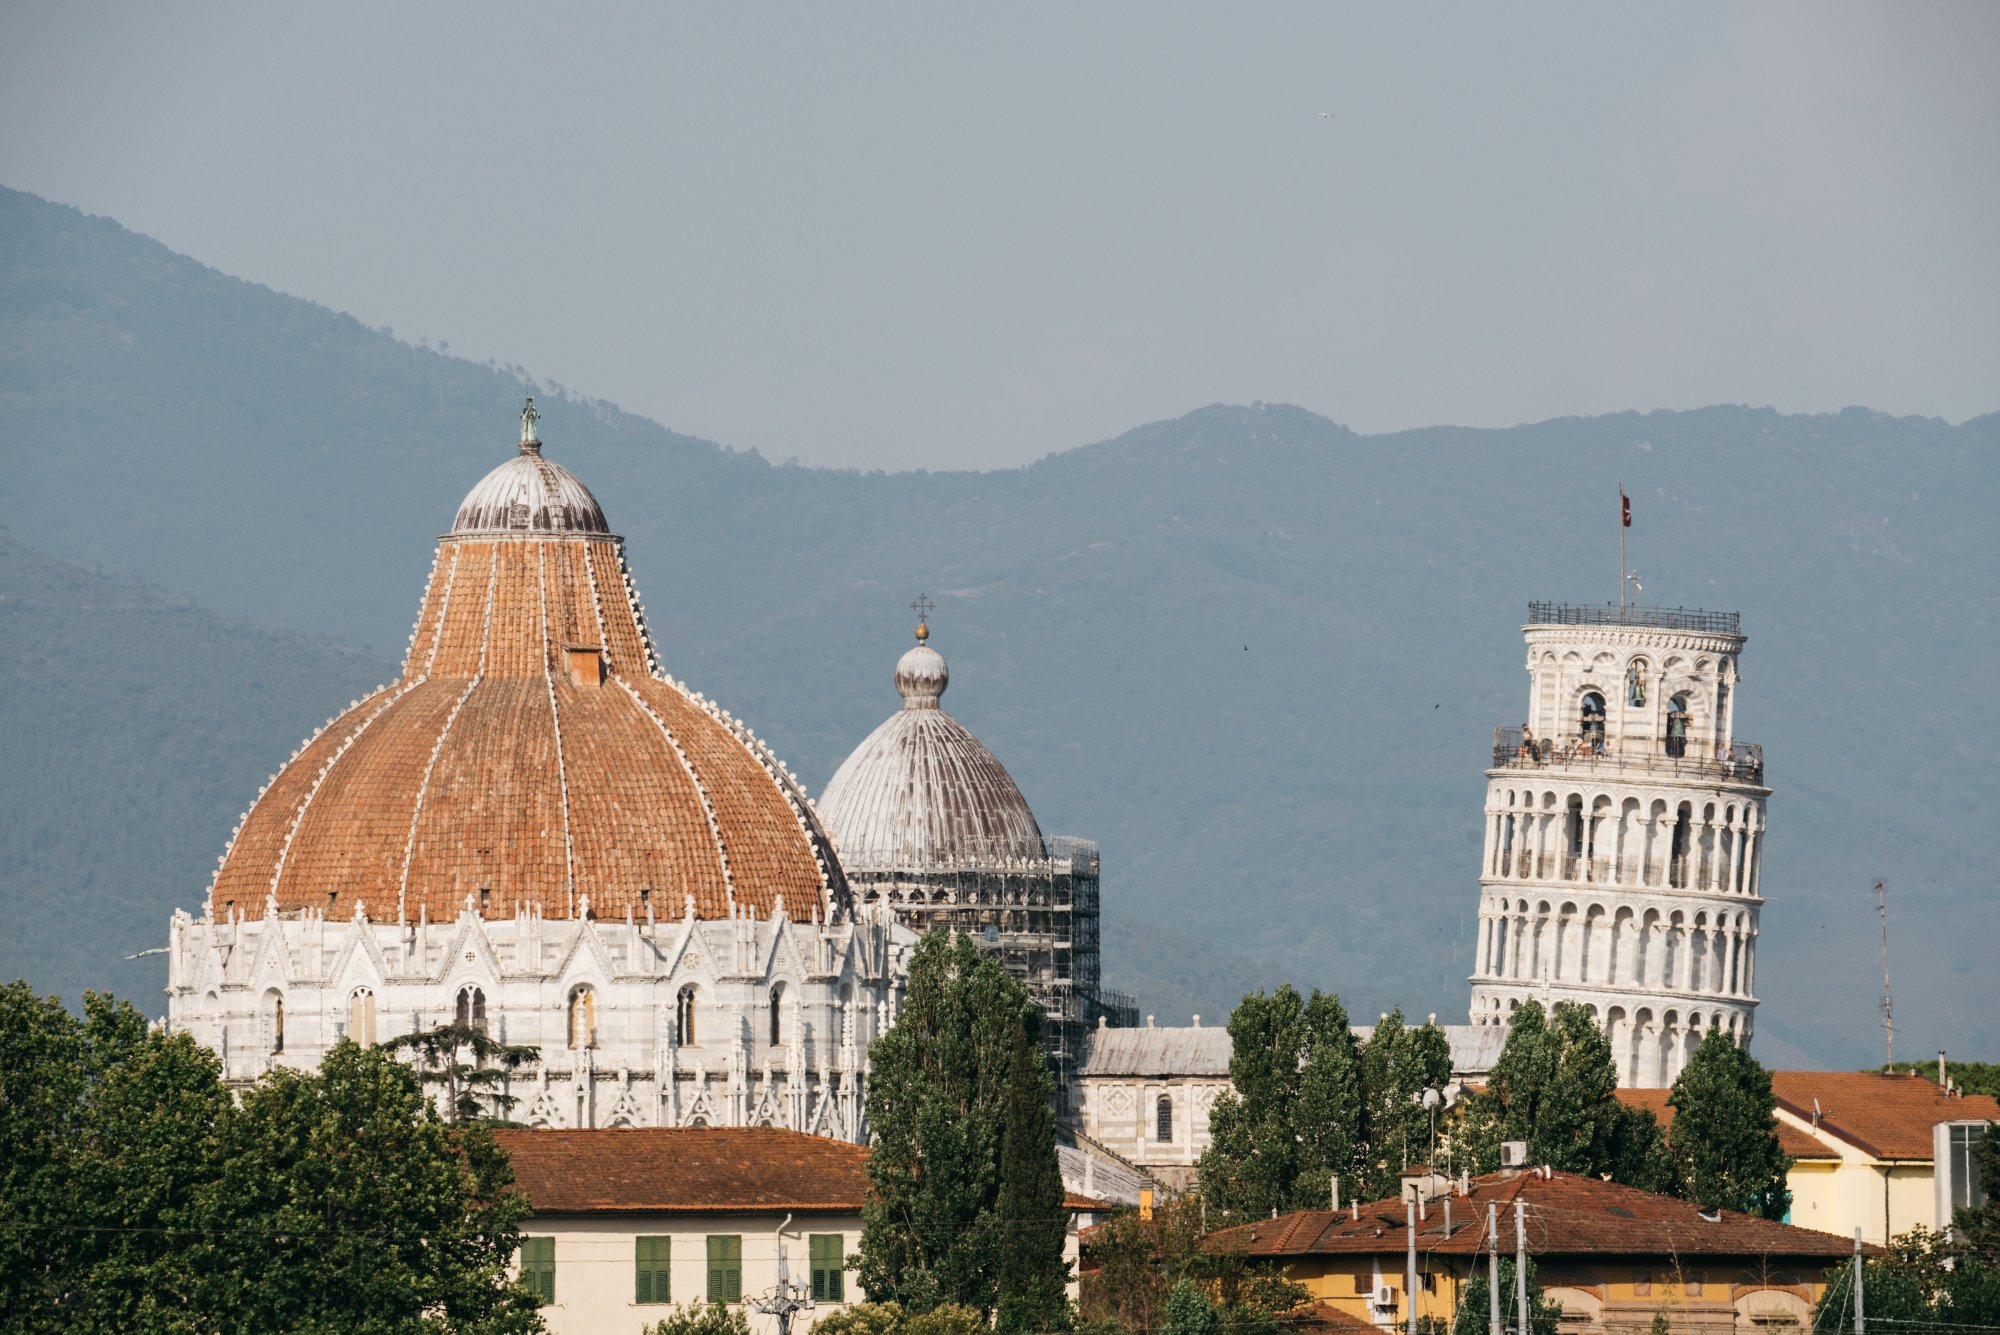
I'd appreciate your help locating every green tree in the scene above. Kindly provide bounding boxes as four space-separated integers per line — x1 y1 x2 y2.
383 1020 539 1123
0 980 89 1326
1454 1001 1667 1190
1667 1028 1790 1219
857 930 1067 1317
1164 1279 1222 1335
646 1301 754 1335
1812 1256 1936 1335
995 1034 1070 1333
204 1039 542 1333
1357 1009 1453 1199
808 1303 910 1335
1196 987 1376 1219
1450 1258 1561 1335
0 986 540 1333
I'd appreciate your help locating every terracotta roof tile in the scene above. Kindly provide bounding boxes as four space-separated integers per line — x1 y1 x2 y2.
207 441 845 925
1613 1087 1839 1160
1768 1071 2000 1162
494 1127 1108 1217
1209 1170 1862 1262
494 1127 871 1213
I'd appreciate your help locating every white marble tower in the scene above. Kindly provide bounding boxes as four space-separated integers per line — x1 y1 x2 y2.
1467 603 1767 1087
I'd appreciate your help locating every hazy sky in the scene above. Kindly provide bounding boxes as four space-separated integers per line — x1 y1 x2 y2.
4 2 1995 470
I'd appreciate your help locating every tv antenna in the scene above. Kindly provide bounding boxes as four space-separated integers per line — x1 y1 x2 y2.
1875 881 1894 1073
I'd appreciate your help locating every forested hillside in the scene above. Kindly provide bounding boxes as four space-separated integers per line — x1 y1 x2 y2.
0 533 391 996
1 184 1992 1066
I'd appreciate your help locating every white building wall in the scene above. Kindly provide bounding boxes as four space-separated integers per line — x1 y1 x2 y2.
166 897 913 1139
520 1212 861 1335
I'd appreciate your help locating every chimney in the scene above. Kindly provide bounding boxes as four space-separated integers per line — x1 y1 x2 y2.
565 644 605 687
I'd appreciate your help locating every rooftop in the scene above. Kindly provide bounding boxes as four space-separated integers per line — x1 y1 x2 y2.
1208 1169 1863 1262
494 1126 1110 1214
1078 1023 1233 1077
1613 1087 1837 1161
1769 1070 2000 1162
494 1127 870 1213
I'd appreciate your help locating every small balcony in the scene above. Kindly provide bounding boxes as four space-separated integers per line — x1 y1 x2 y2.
1491 726 1765 784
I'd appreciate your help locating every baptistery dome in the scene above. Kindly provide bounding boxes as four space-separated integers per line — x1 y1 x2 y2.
818 620 1044 868
206 403 845 924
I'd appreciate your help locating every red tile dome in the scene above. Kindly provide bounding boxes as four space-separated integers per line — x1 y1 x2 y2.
206 408 847 924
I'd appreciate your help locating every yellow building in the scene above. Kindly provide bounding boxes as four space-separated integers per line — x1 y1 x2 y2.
1767 1071 1997 1246
1209 1168 1861 1335
1619 1072 1998 1247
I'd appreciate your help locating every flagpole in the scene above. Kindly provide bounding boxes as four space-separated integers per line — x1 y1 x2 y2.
1619 482 1627 615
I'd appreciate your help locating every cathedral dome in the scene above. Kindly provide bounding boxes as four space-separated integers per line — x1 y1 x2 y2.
818 622 1045 869
450 408 610 535
205 403 846 924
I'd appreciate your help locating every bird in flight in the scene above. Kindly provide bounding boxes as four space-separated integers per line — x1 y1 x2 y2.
1319 111 1336 119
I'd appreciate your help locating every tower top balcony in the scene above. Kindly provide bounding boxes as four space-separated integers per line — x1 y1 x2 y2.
1490 726 1765 786
1527 602 1741 639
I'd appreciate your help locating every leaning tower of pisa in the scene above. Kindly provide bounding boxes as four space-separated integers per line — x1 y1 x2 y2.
1467 602 1767 1087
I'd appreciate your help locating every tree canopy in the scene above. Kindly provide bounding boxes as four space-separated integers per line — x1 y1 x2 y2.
1195 988 1450 1220
856 931 1068 1326
1452 1000 1668 1190
0 980 541 1334
1666 1027 1790 1218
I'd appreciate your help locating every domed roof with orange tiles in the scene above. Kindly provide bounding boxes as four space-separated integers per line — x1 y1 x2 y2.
207 402 847 924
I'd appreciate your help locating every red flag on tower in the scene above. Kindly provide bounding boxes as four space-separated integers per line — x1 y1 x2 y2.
1621 488 1631 528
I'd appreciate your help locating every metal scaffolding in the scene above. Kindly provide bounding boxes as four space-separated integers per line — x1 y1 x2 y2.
839 835 1135 1111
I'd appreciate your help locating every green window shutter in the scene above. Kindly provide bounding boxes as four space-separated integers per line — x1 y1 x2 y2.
708 1234 742 1303
810 1234 844 1302
636 1235 670 1304
521 1236 556 1306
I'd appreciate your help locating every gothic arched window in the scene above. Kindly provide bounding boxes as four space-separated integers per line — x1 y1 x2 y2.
265 991 285 1055
455 985 487 1035
1156 1094 1174 1143
677 985 698 1048
568 986 596 1050
769 982 787 1046
348 988 376 1046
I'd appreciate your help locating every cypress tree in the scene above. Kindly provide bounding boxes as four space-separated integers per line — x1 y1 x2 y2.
858 930 1067 1318
995 1031 1069 1332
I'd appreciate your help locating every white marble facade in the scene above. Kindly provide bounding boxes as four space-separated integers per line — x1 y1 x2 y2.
1467 607 1767 1086
167 896 912 1140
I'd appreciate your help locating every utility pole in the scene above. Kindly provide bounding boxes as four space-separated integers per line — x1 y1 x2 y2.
1407 1188 1420 1335
1875 882 1894 1072
1515 1200 1530 1335
1853 1228 1866 1335
1488 1202 1502 1335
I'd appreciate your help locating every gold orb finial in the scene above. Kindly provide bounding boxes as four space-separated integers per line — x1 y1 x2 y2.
915 620 930 643
910 593 935 644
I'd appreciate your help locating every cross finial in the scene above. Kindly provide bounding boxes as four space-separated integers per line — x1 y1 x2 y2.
910 593 935 643
520 397 541 453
